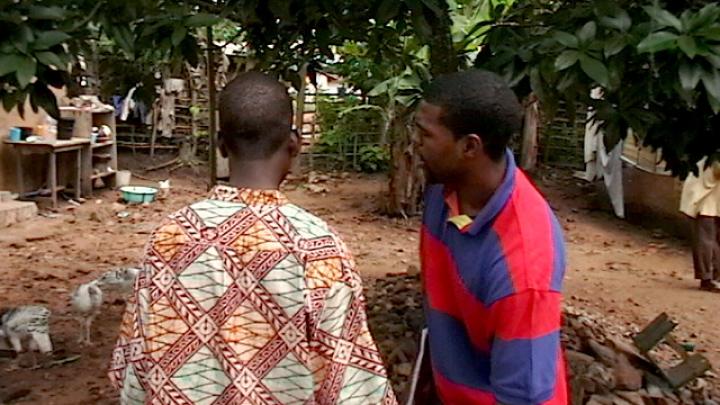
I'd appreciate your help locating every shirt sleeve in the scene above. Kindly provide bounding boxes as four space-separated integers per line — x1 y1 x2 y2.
109 220 174 403
108 267 149 405
306 236 398 405
489 289 563 405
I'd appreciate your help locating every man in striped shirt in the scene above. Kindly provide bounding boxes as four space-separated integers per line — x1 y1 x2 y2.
415 70 568 404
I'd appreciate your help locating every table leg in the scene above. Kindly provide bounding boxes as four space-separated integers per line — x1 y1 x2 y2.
81 144 92 196
49 152 57 208
75 149 82 199
15 151 23 196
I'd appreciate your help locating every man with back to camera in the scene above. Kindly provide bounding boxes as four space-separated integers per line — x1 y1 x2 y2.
109 72 397 405
414 69 568 404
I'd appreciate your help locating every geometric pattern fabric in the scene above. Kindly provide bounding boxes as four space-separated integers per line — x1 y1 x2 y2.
109 186 397 404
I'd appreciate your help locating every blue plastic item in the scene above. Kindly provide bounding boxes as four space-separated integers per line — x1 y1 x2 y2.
9 127 21 142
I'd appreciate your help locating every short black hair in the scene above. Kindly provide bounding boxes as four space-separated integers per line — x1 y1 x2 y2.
424 69 522 161
219 72 293 159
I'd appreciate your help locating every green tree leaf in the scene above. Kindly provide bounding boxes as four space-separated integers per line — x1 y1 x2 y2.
35 51 67 71
0 54 25 77
577 21 597 43
706 53 720 69
687 4 720 33
643 6 682 31
368 80 390 97
15 56 36 87
34 31 71 50
28 5 66 20
579 54 609 87
11 26 33 54
554 50 579 71
171 26 187 46
678 63 702 90
707 92 720 114
30 83 59 118
637 32 678 53
604 37 626 58
553 31 579 48
186 13 221 27
600 11 631 32
697 26 720 41
677 36 698 58
377 0 402 24
701 69 720 99
2 90 27 117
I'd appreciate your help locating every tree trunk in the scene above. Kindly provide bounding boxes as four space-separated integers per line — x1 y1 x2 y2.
386 106 425 217
428 8 459 77
385 4 458 217
207 26 218 187
520 94 540 170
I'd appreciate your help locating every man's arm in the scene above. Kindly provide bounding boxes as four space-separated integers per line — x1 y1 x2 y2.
108 271 148 405
489 290 563 405
109 218 178 403
307 238 397 405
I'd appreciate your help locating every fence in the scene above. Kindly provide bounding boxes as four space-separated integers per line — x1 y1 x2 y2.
539 102 588 170
300 92 388 172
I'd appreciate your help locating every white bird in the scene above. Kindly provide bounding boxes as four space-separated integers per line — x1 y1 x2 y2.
0 305 53 366
158 179 170 199
95 267 141 295
70 281 103 345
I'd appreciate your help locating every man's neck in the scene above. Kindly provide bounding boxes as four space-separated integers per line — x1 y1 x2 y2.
227 160 285 190
454 156 508 217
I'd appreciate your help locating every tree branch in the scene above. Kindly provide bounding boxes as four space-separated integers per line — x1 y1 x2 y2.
70 1 104 32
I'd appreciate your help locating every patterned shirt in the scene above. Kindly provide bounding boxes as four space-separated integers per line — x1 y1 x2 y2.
110 186 397 405
421 151 568 404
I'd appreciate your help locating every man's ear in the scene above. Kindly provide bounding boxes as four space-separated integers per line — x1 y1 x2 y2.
461 133 484 158
217 133 229 158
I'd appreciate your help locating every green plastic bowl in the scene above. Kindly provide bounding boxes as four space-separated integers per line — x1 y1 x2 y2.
120 186 158 204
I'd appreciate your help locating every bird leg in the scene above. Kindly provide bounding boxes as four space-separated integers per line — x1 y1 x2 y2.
77 317 87 344
84 315 95 346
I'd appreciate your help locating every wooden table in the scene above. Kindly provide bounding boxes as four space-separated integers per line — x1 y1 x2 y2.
4 138 91 208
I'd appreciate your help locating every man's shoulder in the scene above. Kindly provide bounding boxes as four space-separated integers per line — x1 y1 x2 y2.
276 203 343 241
148 199 348 252
500 170 559 232
487 170 565 294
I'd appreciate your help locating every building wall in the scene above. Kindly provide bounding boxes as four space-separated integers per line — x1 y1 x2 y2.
621 165 690 239
0 103 51 191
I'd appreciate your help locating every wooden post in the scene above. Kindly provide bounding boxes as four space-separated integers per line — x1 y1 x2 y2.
48 152 57 208
292 62 308 172
75 149 82 199
207 26 218 188
520 95 539 170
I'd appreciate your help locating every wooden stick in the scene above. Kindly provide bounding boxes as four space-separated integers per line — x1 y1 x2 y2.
144 157 180 172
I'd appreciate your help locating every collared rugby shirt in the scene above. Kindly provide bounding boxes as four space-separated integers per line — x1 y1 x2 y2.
421 151 568 404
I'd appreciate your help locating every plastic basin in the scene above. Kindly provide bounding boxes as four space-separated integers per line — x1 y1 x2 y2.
120 186 158 204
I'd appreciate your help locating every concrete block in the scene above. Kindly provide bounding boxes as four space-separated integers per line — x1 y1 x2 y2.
0 191 13 202
0 200 38 227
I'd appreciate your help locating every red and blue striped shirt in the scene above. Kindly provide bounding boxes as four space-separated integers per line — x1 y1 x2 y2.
421 150 568 404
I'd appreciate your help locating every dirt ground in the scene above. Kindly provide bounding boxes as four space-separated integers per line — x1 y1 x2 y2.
0 163 718 404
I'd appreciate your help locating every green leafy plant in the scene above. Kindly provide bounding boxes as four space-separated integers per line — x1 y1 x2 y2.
358 145 391 172
475 0 720 177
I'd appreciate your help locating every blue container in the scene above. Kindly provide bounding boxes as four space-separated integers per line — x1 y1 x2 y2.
9 127 21 142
